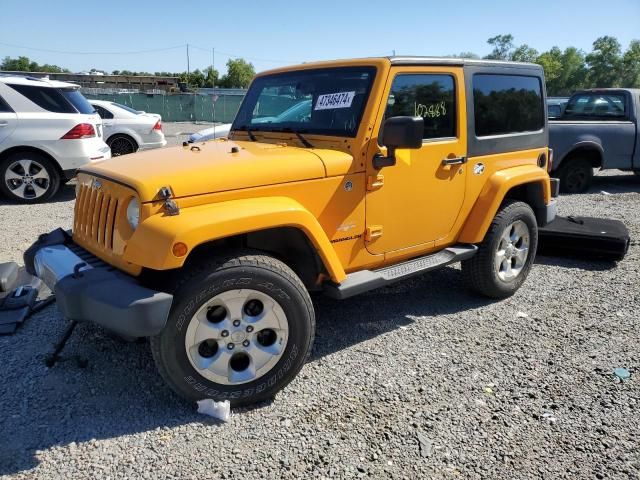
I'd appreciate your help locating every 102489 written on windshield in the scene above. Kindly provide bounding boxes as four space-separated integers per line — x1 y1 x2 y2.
414 101 446 118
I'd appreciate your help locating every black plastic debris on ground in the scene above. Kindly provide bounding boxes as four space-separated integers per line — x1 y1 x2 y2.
537 216 630 261
0 263 52 335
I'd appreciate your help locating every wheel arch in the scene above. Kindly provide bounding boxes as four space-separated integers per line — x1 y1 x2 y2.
123 196 347 284
0 145 63 177
181 227 327 290
458 166 551 244
557 142 603 170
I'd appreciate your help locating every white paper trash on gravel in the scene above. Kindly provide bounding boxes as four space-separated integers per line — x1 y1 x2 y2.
197 399 230 422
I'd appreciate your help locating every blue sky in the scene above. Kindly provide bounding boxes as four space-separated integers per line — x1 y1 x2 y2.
1 0 639 75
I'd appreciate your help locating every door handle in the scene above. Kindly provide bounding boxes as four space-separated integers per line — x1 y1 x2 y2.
441 156 467 166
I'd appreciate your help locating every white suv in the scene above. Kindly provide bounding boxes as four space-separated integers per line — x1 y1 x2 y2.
0 75 111 203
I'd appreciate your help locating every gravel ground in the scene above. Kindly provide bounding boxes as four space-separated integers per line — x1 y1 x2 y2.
0 150 638 479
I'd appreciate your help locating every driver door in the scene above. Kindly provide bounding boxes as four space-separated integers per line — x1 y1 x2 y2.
365 67 467 255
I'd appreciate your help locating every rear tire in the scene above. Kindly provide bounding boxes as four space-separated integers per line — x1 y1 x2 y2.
107 134 138 156
150 252 315 406
462 200 538 299
558 158 593 193
0 151 61 203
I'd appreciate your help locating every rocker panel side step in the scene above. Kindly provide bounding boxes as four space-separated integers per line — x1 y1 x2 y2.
324 244 477 300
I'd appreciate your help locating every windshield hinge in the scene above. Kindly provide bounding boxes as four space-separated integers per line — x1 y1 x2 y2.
158 186 180 216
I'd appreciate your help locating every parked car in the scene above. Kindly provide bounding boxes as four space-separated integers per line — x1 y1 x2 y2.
26 57 557 406
188 100 313 142
188 123 232 143
89 100 166 156
0 75 109 203
546 97 569 118
549 88 640 192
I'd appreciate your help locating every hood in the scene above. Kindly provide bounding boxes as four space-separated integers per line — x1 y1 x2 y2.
82 140 354 202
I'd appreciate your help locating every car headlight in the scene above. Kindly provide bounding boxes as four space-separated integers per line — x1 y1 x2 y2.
126 197 140 230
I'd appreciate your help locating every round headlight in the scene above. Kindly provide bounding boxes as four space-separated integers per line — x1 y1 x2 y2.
126 197 140 230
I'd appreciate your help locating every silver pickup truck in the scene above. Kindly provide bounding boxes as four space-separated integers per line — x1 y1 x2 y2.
549 88 639 193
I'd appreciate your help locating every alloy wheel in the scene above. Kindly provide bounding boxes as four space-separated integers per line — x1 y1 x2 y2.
184 289 289 385
494 220 530 281
4 159 51 200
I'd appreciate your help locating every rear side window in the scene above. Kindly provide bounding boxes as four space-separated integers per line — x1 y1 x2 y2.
473 74 544 137
0 95 12 112
7 84 76 113
61 89 96 114
93 105 114 119
563 93 627 119
384 74 456 140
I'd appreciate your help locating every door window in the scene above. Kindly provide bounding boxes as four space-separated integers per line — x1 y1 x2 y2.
94 105 114 119
383 74 456 140
7 84 75 113
0 95 13 112
473 74 544 136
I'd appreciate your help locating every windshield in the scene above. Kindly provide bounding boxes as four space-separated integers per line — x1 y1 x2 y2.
232 67 376 137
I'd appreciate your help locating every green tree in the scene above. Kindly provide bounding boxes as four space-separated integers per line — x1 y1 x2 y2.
512 44 538 63
535 47 587 95
622 39 640 87
557 47 588 94
219 58 255 88
536 47 563 94
485 34 515 60
204 66 220 87
586 36 622 87
1 56 69 73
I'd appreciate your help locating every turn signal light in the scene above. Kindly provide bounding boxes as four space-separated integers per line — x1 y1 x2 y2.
61 123 96 139
172 242 188 257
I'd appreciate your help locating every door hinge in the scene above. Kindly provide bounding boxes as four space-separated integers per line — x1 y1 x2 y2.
366 174 385 191
365 225 383 242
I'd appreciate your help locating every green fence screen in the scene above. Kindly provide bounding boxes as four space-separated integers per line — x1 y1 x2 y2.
83 93 245 123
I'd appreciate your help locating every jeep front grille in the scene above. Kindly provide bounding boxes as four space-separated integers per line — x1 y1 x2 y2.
74 183 119 251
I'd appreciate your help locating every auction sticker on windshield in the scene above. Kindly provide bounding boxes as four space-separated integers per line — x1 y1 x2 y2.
315 91 356 110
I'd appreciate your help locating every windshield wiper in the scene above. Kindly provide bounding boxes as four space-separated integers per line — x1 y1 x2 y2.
280 128 313 148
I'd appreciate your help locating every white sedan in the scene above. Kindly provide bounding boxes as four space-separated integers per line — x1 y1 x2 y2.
89 100 167 156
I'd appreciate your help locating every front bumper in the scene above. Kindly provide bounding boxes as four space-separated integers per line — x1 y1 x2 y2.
24 229 173 337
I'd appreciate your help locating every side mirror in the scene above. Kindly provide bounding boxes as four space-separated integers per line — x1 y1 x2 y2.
374 116 424 169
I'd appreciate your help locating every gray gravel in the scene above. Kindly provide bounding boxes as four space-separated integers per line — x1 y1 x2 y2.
0 154 638 479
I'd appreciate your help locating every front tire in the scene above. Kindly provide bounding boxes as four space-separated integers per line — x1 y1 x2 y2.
150 252 315 406
0 151 61 203
462 200 538 299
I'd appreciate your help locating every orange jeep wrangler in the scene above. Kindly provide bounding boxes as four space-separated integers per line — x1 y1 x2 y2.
26 57 558 405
